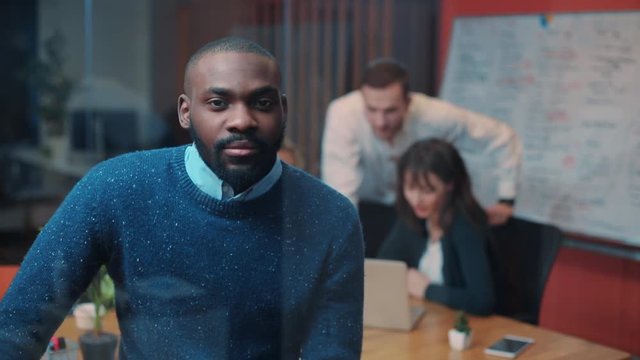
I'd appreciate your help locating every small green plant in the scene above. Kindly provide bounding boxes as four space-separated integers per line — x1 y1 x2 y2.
453 310 471 334
86 265 115 335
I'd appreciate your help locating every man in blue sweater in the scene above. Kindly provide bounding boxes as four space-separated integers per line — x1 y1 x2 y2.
0 37 364 359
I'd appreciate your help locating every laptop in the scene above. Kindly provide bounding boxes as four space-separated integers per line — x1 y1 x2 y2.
364 259 426 331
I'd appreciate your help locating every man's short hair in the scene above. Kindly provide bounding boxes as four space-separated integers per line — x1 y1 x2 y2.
361 58 410 95
184 37 278 91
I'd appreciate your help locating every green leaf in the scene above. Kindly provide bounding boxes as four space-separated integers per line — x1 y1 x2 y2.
84 265 116 332
454 311 471 334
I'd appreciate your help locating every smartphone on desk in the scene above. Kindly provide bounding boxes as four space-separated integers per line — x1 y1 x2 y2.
484 335 534 358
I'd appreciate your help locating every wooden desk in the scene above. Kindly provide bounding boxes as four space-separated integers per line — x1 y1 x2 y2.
54 301 630 360
363 301 630 360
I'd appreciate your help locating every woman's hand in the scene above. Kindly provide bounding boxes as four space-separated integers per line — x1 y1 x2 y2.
406 268 430 299
485 202 514 226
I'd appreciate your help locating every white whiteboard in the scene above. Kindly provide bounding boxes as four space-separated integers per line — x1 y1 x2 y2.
440 12 640 246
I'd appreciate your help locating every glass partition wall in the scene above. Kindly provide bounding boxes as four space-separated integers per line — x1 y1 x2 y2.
1 0 438 263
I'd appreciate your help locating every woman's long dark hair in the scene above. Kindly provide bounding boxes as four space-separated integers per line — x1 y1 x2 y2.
395 138 488 233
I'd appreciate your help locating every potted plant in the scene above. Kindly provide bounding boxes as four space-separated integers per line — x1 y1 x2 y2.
30 31 73 159
77 265 118 360
448 310 473 350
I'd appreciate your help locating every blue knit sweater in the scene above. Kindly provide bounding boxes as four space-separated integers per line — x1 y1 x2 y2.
0 146 364 359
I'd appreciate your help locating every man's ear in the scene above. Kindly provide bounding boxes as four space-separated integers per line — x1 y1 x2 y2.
177 94 191 129
280 93 288 115
404 92 412 108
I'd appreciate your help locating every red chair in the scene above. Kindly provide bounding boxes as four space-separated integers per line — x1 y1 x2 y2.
539 246 640 355
0 265 19 300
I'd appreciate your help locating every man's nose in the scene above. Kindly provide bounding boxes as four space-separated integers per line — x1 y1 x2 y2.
227 104 258 132
372 112 387 128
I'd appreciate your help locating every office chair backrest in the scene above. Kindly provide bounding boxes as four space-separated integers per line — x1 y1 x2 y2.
489 218 562 324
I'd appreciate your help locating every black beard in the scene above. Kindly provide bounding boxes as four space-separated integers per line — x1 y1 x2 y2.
189 125 284 194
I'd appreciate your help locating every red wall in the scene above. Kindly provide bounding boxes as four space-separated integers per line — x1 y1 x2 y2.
540 247 640 355
437 0 640 87
0 266 19 300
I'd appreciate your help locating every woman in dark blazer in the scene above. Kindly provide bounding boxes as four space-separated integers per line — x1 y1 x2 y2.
378 139 495 315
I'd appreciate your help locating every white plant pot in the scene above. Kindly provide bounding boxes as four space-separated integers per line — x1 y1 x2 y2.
448 328 473 350
73 303 106 331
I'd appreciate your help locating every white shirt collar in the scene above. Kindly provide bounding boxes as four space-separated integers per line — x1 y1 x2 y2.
184 144 282 201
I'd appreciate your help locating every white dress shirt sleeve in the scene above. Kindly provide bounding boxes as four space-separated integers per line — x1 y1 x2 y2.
321 97 363 205
416 96 522 200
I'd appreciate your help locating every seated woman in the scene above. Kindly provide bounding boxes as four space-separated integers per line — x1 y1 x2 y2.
377 138 495 315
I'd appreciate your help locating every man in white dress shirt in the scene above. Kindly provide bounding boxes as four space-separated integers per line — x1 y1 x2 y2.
321 58 522 257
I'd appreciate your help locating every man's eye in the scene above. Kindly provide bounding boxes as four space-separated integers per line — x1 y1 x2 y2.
209 99 228 109
254 98 274 111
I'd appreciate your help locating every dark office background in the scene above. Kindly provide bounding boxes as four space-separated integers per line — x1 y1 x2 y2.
0 1 37 145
